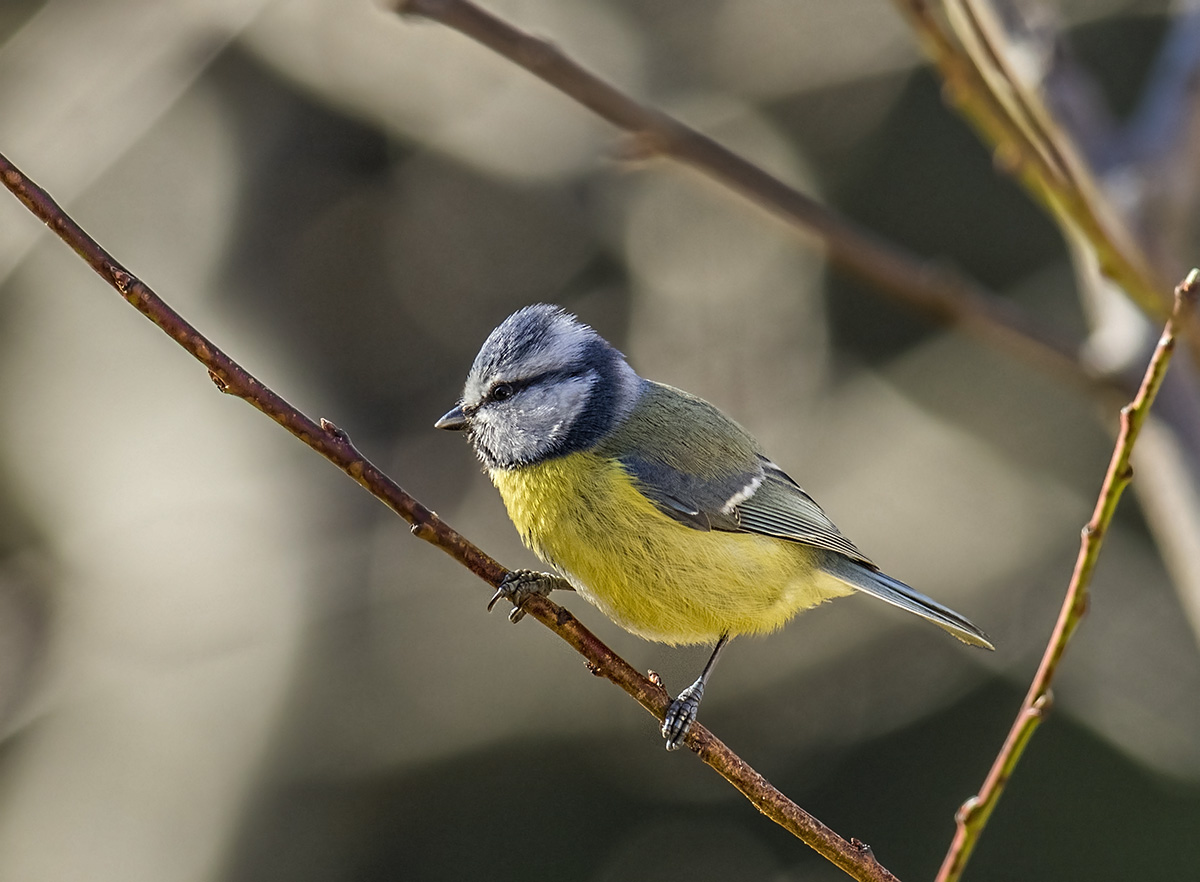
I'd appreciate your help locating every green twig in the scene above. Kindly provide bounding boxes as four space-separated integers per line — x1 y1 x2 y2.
936 269 1199 882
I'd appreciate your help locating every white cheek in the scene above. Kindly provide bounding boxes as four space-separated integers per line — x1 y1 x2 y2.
471 372 599 464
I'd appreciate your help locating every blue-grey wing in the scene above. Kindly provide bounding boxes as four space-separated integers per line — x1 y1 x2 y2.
732 461 872 564
618 454 752 532
600 381 868 560
621 451 871 565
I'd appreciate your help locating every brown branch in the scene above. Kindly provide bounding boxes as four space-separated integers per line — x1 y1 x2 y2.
935 269 1199 882
0 153 901 882
391 0 1111 399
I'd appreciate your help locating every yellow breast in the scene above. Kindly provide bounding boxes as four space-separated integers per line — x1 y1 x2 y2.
489 453 851 644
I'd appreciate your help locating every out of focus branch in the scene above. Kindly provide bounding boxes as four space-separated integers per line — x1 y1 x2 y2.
1120 3 1200 270
391 0 1112 398
937 270 1199 882
891 0 1200 359
0 152 901 882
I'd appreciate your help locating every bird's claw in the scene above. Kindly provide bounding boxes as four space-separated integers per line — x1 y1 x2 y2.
488 570 565 623
662 681 705 750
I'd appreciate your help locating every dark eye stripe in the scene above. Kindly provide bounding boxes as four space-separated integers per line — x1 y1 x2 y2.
485 367 591 404
485 378 527 402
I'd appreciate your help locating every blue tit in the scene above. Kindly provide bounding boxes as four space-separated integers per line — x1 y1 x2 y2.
437 304 993 750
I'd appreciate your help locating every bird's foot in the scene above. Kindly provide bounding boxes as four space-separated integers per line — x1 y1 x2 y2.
662 680 705 751
488 570 572 623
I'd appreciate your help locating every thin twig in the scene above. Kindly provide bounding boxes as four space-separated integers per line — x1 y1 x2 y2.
391 0 1109 398
0 151 901 882
936 269 1199 882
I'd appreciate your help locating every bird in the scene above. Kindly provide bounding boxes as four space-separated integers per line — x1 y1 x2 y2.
436 304 993 750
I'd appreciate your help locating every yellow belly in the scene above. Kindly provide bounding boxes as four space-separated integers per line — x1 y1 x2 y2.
489 453 851 644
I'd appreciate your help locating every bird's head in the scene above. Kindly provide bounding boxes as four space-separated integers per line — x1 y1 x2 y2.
437 304 642 469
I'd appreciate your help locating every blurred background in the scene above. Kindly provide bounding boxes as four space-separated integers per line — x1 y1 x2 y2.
1 0 1199 879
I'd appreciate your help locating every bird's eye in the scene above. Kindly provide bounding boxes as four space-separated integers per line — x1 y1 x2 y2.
489 383 514 402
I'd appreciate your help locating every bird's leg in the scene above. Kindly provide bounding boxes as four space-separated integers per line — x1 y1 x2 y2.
488 569 574 623
661 633 730 750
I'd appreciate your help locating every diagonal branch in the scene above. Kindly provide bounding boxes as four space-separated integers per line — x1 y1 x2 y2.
891 0 1200 371
936 269 1199 882
0 151 900 882
891 1 1172 316
391 0 1110 398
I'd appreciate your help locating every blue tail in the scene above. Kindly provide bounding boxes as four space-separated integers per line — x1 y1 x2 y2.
821 556 994 650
